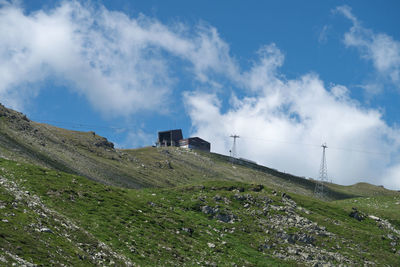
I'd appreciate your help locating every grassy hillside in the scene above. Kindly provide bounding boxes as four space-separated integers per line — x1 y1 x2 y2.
1 103 400 265
1 103 395 201
1 158 400 266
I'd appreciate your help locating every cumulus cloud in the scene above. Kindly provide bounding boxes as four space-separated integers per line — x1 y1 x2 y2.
185 45 400 189
0 0 238 114
1 1 399 189
335 5 400 87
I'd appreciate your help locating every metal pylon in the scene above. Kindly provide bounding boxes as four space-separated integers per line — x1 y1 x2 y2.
230 135 240 158
314 143 328 199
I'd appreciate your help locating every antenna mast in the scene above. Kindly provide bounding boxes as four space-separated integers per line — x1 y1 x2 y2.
230 135 240 158
314 143 328 199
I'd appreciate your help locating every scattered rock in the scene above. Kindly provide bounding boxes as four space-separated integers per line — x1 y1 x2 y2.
368 215 381 221
297 206 311 215
275 232 315 245
233 194 245 201
387 234 395 240
148 201 156 207
213 195 222 201
207 243 216 248
201 205 236 223
39 227 53 233
300 252 313 260
215 213 235 223
258 243 274 251
181 227 194 236
226 186 244 192
251 184 264 192
201 206 216 215
349 207 365 221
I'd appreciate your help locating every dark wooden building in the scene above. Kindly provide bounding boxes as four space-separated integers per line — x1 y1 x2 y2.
157 129 183 147
178 137 210 152
157 129 211 152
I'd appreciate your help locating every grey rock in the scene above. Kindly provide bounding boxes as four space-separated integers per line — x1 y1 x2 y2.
233 194 245 201
349 207 365 221
213 195 222 201
40 227 53 233
251 184 264 192
181 227 194 236
215 213 235 223
300 252 313 260
207 242 215 248
94 137 114 149
297 233 315 245
258 243 274 251
201 206 216 215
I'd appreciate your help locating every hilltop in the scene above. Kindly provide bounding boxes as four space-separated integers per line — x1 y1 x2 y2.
1 103 400 266
0 103 394 199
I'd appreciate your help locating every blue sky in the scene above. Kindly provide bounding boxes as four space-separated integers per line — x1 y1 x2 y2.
1 0 400 189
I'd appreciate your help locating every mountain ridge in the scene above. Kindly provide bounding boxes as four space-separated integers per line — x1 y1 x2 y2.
0 103 396 199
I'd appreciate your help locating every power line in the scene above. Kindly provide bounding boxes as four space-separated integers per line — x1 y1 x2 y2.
31 118 392 157
32 119 135 132
239 135 391 156
328 145 389 156
240 136 320 148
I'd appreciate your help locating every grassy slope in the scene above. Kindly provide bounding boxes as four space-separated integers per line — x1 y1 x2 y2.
1 158 400 266
1 103 396 201
1 103 400 265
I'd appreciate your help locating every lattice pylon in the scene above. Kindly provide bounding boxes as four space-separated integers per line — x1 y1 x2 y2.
230 134 240 158
314 143 328 199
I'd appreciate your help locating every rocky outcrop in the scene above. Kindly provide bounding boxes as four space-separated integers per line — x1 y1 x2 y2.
94 137 114 149
196 188 385 266
349 207 365 221
201 205 237 223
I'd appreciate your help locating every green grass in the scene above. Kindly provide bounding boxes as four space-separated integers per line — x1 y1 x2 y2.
0 159 290 266
1 158 400 266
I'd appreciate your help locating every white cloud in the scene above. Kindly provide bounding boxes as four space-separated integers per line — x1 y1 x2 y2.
185 46 400 189
336 5 400 86
0 0 238 115
383 164 400 189
318 25 330 44
117 129 156 149
1 1 399 189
